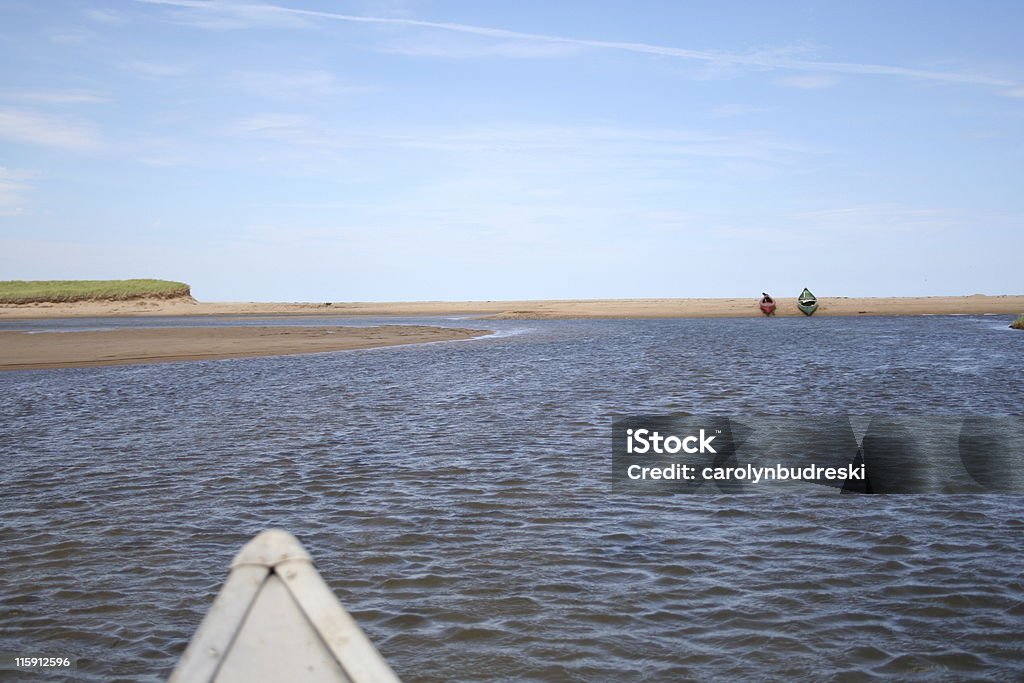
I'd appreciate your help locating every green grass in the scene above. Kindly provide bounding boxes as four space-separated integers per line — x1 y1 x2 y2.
0 279 191 304
1011 315 1024 330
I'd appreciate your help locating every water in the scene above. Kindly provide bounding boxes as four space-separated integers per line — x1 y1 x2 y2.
1 315 1023 681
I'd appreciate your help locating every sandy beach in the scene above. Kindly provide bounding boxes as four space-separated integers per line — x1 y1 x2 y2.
0 325 489 371
0 294 1021 320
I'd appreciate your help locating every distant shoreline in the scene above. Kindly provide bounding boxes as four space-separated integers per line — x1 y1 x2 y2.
0 294 1022 320
0 325 490 371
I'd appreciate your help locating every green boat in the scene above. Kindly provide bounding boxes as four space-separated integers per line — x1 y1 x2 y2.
797 288 818 316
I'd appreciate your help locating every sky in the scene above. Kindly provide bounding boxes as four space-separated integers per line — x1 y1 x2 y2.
0 0 1022 301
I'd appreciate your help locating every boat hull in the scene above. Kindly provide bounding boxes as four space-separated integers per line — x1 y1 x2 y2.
798 302 818 316
170 530 402 683
798 288 818 316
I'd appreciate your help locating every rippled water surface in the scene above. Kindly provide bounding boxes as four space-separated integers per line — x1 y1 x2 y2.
2 315 1023 681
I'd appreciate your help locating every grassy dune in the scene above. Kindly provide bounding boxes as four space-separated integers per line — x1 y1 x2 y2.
1012 315 1024 330
0 279 191 304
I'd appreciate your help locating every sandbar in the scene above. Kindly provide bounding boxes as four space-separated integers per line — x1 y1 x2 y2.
0 325 489 371
0 295 1021 320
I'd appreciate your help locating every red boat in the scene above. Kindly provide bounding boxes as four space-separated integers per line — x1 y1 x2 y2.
759 292 776 316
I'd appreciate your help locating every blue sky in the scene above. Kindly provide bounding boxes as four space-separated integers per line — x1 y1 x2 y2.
1 0 1022 301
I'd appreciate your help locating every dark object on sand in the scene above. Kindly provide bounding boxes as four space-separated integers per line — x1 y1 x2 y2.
759 293 776 316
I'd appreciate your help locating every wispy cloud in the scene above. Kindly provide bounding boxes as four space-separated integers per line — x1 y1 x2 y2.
232 113 339 147
154 118 820 174
711 103 773 117
0 108 102 150
136 0 1019 90
138 0 313 29
384 124 822 165
84 8 129 25
45 27 97 45
1 88 110 104
776 74 839 89
0 167 41 216
379 37 581 60
228 70 370 98
125 60 188 77
790 204 960 233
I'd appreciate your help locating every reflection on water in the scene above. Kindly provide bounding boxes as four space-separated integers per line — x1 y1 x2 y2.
1 315 1023 681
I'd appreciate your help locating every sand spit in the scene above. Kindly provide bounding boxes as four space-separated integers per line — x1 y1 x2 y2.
0 294 1022 320
0 325 490 371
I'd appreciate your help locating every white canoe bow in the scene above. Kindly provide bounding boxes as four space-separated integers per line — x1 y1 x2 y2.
169 530 401 683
